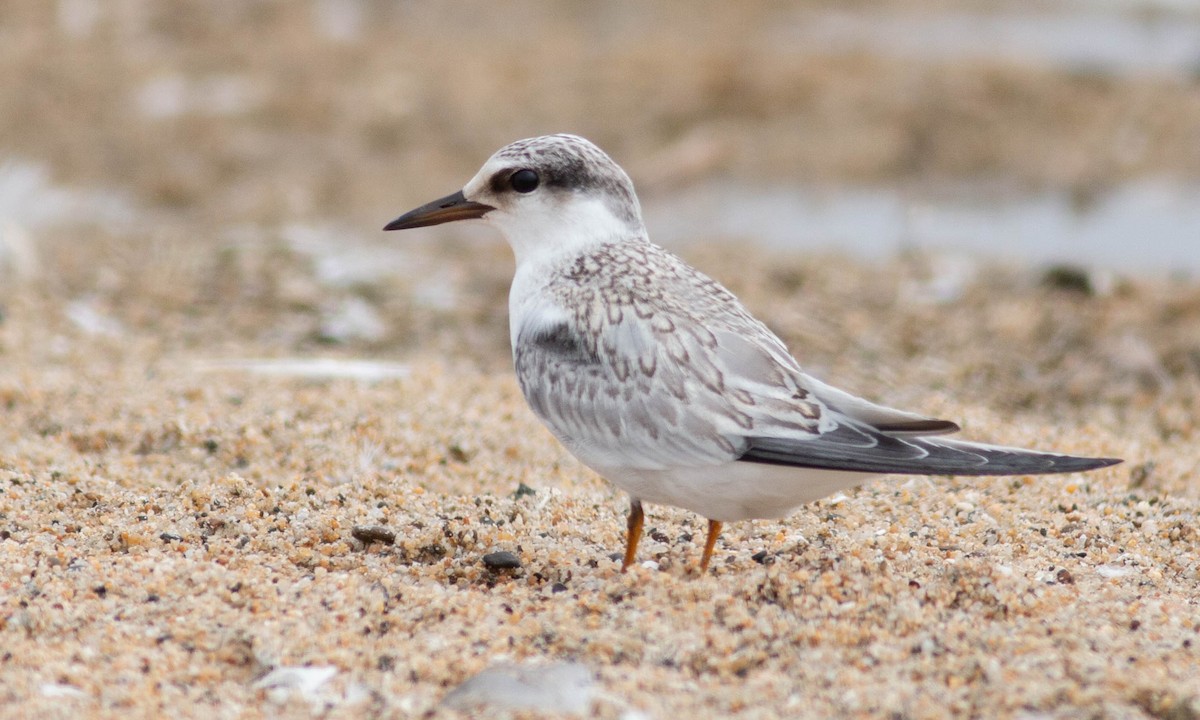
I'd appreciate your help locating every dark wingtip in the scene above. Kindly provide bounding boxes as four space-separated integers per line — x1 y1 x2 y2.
1057 455 1123 473
875 419 962 435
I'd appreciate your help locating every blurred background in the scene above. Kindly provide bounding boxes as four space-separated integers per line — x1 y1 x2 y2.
2 0 1199 413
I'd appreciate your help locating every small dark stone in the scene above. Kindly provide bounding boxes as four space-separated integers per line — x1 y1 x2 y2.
607 552 623 563
1056 568 1075 585
377 655 395 672
446 444 471 463
909 580 921 589
1042 264 1094 295
0 530 11 540
146 594 160 603
750 550 769 564
649 530 669 543
482 550 521 570
203 439 219 454
159 533 181 543
512 483 537 499
1130 619 1141 631
352 525 396 545
94 585 107 598
551 583 568 594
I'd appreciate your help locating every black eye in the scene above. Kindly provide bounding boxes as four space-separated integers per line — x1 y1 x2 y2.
510 169 539 193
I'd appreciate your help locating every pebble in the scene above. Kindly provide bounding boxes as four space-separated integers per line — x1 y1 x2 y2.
1041 264 1095 295
351 525 396 545
482 550 521 570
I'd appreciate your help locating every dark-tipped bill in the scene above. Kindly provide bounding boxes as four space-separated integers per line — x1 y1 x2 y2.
383 190 494 231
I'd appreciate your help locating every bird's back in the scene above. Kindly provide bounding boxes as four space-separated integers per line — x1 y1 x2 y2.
512 238 827 473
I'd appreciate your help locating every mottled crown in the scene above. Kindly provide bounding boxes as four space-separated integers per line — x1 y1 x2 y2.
492 134 642 225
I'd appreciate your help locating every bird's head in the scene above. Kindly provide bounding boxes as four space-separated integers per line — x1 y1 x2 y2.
384 134 645 265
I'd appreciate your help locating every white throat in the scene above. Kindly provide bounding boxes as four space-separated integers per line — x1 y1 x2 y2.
496 193 646 354
487 194 645 270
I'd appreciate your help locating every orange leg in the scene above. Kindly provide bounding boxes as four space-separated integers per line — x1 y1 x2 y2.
700 519 723 573
621 499 644 571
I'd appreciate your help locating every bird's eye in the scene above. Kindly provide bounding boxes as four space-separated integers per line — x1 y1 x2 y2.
510 169 539 193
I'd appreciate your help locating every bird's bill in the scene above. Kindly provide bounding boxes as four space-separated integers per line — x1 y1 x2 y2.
383 190 494 231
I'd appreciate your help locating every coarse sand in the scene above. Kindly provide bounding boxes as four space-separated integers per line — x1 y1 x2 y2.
1 247 1197 719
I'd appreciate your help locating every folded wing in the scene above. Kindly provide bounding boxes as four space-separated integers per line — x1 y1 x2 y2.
739 422 1122 476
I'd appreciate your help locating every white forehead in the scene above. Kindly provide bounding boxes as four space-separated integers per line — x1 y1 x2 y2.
463 134 641 222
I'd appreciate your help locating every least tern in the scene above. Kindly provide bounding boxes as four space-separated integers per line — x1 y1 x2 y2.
384 134 1121 573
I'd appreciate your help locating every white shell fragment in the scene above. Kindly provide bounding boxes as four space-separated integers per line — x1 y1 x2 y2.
441 661 596 714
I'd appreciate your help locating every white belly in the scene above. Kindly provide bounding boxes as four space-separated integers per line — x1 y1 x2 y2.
591 460 877 521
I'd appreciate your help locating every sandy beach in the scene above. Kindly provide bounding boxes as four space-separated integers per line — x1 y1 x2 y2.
2 2 1199 717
